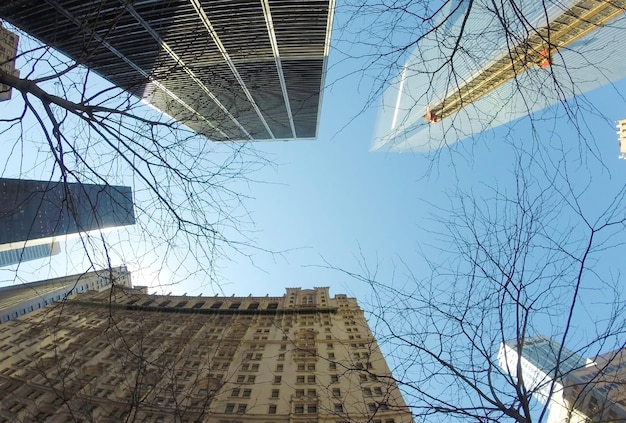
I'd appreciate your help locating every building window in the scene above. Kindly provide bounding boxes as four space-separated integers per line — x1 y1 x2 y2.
307 405 317 413
274 376 282 384
331 375 339 383
297 376 305 384
335 404 343 413
296 389 304 397
307 363 315 371
247 375 256 383
329 362 337 370
229 303 241 309
242 389 251 398
267 303 278 310
295 405 304 414
231 389 240 397
268 405 277 414
247 303 259 310
278 353 285 361
237 404 246 414
237 376 245 383
328 352 335 359
307 375 315 384
276 364 283 372
302 295 314 305
332 388 341 397
297 364 305 371
225 404 235 413
271 389 279 398
368 403 377 412
374 387 383 395
307 389 316 397
363 387 372 396
360 374 368 382
210 302 222 309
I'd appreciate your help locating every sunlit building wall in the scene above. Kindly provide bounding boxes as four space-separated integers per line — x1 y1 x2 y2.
0 24 18 101
0 286 413 422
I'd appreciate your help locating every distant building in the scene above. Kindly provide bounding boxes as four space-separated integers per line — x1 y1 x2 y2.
0 1 335 141
0 178 135 257
0 286 414 422
0 266 131 324
0 24 19 101
499 336 626 422
618 119 626 159
0 241 60 268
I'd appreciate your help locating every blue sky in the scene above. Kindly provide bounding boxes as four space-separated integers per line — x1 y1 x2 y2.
2 21 625 306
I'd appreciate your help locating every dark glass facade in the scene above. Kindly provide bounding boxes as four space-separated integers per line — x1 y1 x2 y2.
0 178 135 245
0 0 334 141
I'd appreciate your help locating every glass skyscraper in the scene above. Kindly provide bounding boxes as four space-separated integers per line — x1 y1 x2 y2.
0 178 135 248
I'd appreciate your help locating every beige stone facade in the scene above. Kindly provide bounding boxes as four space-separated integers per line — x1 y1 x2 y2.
0 24 19 101
0 286 413 423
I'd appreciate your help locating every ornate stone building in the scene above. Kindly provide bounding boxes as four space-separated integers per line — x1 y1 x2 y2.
0 285 413 422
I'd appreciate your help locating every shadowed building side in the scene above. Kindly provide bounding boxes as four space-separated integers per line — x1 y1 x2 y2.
0 0 335 142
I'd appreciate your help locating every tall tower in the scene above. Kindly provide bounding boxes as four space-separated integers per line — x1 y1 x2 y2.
0 286 414 422
0 0 335 141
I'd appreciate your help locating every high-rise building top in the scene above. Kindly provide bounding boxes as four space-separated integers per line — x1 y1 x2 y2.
499 337 626 423
0 286 413 422
0 0 335 141
0 178 135 251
